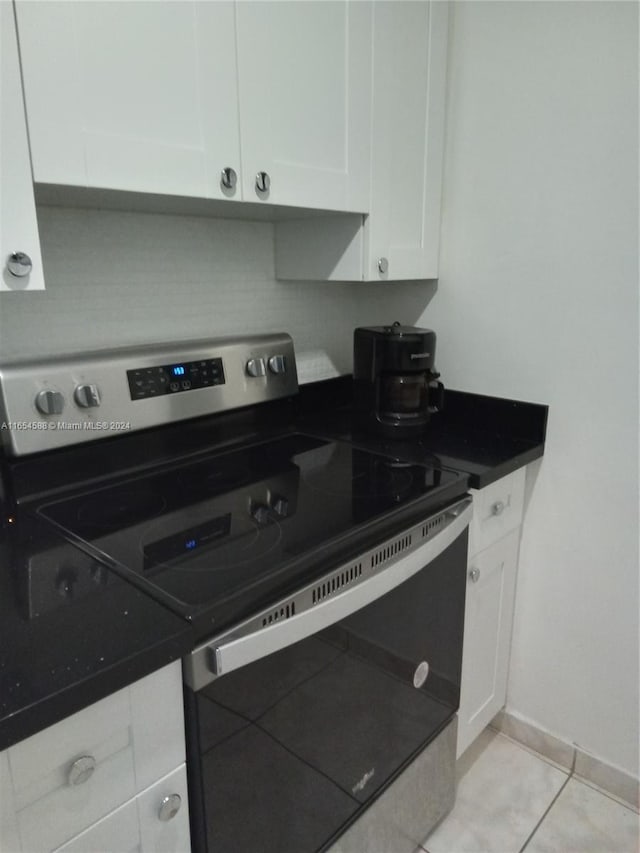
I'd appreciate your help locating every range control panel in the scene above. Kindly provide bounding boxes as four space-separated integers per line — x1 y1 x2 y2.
0 333 298 456
127 358 225 401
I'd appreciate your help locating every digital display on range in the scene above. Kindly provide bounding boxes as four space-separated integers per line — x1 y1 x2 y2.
127 357 225 401
143 514 232 570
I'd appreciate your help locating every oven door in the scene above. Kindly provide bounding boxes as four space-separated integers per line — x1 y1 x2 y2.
183 497 471 853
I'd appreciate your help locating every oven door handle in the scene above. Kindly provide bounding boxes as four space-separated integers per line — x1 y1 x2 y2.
184 496 472 690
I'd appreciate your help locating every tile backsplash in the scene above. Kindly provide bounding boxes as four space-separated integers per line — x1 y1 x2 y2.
0 206 436 383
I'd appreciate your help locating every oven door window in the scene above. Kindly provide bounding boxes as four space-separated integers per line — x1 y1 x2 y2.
187 533 467 853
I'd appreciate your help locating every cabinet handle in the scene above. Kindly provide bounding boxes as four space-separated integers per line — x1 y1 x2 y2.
220 167 237 191
491 500 506 516
377 257 389 275
158 793 182 822
255 171 271 194
68 755 97 786
469 567 481 583
6 251 32 277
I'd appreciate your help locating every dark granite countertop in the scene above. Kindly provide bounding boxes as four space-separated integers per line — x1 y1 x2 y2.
0 378 547 751
0 514 193 751
296 379 548 489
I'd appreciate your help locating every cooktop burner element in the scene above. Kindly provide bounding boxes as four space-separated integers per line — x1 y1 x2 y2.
37 433 465 638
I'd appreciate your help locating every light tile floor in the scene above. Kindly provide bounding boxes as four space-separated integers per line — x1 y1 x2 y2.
422 729 639 853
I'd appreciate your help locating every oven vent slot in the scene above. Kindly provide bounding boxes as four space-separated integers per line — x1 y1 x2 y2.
312 563 362 604
261 601 296 627
421 515 445 539
370 534 413 569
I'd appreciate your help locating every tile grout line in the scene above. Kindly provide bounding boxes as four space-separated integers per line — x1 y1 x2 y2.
518 745 578 853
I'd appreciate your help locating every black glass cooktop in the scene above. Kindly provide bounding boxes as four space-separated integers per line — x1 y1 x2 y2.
37 434 466 637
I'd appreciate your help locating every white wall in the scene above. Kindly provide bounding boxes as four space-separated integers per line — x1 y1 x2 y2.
0 206 434 377
423 1 639 776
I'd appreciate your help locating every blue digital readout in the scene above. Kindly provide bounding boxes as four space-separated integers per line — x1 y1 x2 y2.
172 366 185 376
185 539 197 550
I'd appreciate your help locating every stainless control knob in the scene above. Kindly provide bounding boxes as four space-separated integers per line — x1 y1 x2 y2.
220 167 237 190
6 251 32 278
255 171 271 194
158 793 182 822
246 357 266 377
377 257 389 275
491 500 505 517
35 390 65 415
74 384 101 408
268 355 286 374
469 567 481 583
68 755 96 786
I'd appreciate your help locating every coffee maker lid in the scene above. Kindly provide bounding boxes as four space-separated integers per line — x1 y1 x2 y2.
356 321 434 338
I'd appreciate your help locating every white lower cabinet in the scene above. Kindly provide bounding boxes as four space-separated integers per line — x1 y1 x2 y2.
53 766 190 853
457 468 526 758
0 661 190 853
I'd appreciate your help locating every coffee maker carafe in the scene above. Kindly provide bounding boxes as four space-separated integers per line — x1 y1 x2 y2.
353 321 444 439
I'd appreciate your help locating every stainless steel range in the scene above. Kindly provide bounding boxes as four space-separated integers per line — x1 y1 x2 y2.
0 333 471 853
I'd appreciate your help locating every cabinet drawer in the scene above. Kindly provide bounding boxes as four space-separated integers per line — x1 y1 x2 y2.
469 467 526 556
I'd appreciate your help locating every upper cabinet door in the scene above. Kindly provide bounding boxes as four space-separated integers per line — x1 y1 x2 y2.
366 0 449 280
15 1 241 200
1 0 44 291
235 1 371 213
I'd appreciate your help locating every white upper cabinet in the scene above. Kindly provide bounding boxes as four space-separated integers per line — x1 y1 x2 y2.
14 0 371 213
15 1 241 200
1 1 45 290
275 0 449 281
235 1 371 212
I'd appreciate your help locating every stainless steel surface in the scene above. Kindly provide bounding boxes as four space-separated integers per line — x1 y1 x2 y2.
413 661 430 689
246 357 266 377
469 567 481 583
268 354 286 374
491 500 505 516
6 251 32 277
67 755 96 786
327 718 457 853
184 496 472 690
35 389 65 415
0 333 298 455
220 167 237 190
377 257 389 275
74 383 101 408
255 171 271 193
158 793 182 822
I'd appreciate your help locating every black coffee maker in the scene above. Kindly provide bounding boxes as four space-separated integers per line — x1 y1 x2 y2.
353 321 444 439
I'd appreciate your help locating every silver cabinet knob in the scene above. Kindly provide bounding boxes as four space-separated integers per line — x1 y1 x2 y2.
158 793 182 822
74 384 101 408
6 251 32 277
35 390 65 415
469 567 481 583
491 500 505 516
268 355 286 374
255 171 270 194
68 755 96 786
246 357 266 377
377 257 389 275
220 167 237 190
413 661 430 688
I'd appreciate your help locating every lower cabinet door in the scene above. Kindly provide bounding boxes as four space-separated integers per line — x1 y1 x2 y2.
53 799 141 853
137 765 191 853
52 766 190 853
457 529 521 758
